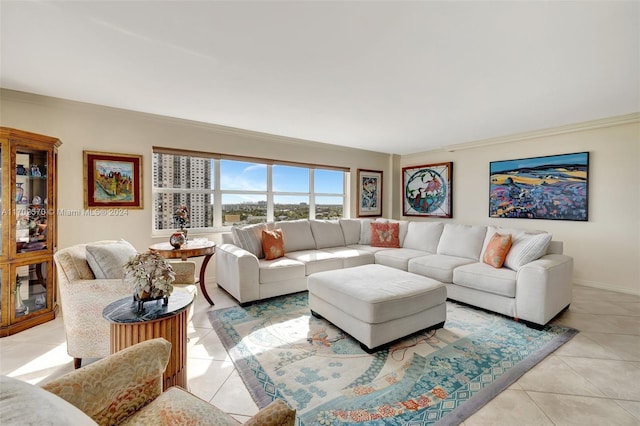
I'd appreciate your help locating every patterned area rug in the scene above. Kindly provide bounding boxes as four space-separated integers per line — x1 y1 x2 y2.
209 292 577 425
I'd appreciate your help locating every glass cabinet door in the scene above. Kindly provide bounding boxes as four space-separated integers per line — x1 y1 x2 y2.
15 149 49 255
12 261 49 319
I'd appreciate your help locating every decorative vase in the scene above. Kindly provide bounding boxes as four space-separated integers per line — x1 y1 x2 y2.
16 183 24 203
16 164 26 175
169 231 186 249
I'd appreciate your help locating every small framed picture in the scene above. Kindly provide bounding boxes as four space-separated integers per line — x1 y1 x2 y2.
357 169 383 217
84 151 143 209
403 162 453 218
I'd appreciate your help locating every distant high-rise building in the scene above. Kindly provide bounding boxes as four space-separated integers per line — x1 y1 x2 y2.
153 153 212 230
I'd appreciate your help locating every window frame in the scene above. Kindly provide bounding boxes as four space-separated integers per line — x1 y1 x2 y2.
152 147 348 235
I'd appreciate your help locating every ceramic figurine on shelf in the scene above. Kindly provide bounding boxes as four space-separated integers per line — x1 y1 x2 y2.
15 183 23 203
15 275 27 314
30 164 41 176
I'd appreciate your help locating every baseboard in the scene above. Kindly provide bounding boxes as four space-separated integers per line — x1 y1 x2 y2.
573 280 640 297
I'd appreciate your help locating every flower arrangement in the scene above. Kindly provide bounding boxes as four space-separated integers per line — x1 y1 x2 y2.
123 251 175 300
174 205 190 230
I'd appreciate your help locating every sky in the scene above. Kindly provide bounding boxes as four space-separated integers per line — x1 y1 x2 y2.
219 160 344 205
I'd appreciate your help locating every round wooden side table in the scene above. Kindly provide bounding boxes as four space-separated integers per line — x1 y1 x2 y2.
149 240 216 305
102 290 194 390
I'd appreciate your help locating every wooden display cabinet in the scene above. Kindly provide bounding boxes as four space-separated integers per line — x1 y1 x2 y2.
0 127 61 336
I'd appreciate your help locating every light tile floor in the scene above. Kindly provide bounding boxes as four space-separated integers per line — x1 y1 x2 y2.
1 284 639 425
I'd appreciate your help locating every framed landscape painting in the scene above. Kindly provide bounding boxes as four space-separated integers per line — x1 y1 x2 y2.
357 169 383 217
84 151 143 209
402 162 453 218
489 152 589 221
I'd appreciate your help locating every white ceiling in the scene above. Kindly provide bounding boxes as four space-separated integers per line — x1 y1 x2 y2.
1 1 638 155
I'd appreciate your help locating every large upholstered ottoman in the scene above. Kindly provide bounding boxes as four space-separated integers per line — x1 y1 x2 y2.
307 264 447 352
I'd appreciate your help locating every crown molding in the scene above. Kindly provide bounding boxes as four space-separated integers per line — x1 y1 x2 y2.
438 112 640 153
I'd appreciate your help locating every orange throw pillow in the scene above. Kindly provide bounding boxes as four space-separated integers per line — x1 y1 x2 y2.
370 222 400 248
262 229 285 260
483 232 513 268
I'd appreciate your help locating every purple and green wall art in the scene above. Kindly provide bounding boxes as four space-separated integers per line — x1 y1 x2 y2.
489 152 589 221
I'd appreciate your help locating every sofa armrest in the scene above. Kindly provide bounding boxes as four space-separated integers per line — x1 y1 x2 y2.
515 254 574 326
41 338 171 426
215 243 260 303
245 399 296 426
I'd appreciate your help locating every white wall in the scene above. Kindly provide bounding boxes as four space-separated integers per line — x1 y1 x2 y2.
396 118 640 295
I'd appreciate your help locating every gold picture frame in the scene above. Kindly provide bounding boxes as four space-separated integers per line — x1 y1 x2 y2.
84 151 143 209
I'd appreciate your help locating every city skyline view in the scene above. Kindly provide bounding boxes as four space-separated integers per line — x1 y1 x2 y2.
153 153 345 230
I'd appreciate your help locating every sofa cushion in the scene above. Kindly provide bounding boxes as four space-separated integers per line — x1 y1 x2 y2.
482 232 512 268
284 250 344 275
339 219 362 245
453 262 517 298
310 220 346 249
85 240 137 279
259 257 306 283
370 222 400 248
319 246 375 268
403 221 444 253
232 223 269 258
0 375 96 425
504 232 553 271
408 254 476 283
358 219 374 244
262 229 285 260
437 223 487 260
277 220 316 252
347 244 395 254
375 248 431 271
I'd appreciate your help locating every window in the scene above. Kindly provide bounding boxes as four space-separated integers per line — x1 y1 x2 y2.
152 148 347 233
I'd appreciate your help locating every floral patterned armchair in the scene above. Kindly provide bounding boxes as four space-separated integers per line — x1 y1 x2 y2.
2 338 295 426
54 241 198 368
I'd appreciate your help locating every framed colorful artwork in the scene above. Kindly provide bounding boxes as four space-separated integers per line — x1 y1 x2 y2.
489 152 589 221
84 151 143 209
402 162 453 218
357 169 383 217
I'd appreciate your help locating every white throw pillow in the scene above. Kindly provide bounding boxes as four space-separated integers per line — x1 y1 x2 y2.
232 223 268 258
480 226 545 260
503 232 553 270
85 240 137 279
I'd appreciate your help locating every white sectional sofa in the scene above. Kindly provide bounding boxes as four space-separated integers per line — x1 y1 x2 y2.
215 218 573 328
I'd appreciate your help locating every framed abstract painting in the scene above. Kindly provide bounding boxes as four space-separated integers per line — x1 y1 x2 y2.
357 169 383 217
84 151 143 209
402 162 453 218
489 152 589 221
